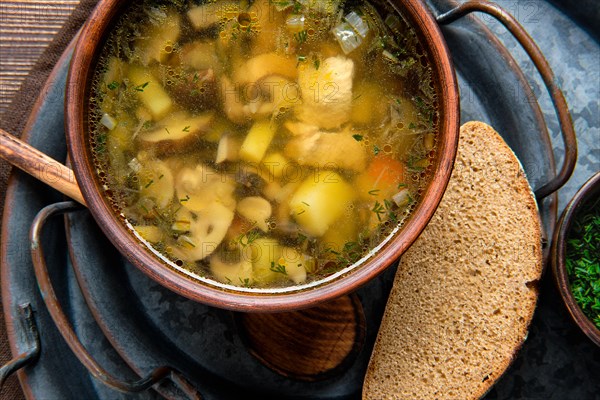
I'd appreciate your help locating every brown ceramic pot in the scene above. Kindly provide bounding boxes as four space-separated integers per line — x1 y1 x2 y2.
65 0 460 312
551 172 600 347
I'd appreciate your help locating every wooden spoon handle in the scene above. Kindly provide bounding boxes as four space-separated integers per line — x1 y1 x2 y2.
0 128 86 206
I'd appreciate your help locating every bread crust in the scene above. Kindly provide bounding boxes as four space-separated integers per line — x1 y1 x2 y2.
362 122 543 400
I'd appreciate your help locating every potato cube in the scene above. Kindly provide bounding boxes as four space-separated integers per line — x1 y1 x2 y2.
128 66 173 120
289 171 356 237
239 120 276 163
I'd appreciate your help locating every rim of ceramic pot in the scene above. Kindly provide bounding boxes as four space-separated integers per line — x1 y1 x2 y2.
551 172 600 346
65 0 459 312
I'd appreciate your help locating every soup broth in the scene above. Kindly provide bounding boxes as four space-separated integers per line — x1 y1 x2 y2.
90 0 439 289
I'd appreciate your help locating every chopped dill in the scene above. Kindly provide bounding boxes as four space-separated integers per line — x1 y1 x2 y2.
294 30 308 45
270 261 287 275
372 201 385 221
238 230 260 246
135 81 149 92
566 197 600 329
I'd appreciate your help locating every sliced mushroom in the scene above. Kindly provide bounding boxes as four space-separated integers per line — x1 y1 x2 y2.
237 196 272 232
233 53 298 86
172 203 235 261
210 249 253 286
179 40 221 71
137 159 175 209
175 164 236 212
137 111 214 154
165 68 217 112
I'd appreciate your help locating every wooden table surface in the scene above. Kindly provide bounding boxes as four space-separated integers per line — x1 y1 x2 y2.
0 0 80 116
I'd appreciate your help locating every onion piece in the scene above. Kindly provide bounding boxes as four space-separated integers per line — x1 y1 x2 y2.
332 22 362 54
100 113 117 130
392 188 411 207
286 14 305 33
344 11 369 38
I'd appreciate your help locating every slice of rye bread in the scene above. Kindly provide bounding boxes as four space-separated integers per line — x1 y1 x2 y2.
362 121 543 400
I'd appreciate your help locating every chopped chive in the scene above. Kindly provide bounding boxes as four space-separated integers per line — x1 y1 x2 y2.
301 201 310 207
368 189 380 196
135 81 149 92
296 54 307 67
374 145 380 155
353 134 364 142
294 30 308 44
144 179 154 188
158 174 164 180
182 126 190 132
107 81 120 90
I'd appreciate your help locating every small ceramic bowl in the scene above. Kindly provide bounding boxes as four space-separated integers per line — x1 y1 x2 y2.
551 171 600 346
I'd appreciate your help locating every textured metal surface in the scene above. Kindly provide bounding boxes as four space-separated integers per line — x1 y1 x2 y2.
0 1 79 116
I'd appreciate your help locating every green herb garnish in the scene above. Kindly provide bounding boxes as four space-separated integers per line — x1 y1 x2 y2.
182 126 190 132
144 179 154 188
135 81 149 92
353 134 364 142
270 261 287 275
296 54 306 67
374 145 380 155
294 30 308 45
368 189 380 196
107 81 120 90
372 201 385 221
238 230 260 246
239 277 251 287
314 58 320 70
566 197 600 329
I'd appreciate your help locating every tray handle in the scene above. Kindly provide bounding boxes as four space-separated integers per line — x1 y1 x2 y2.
29 201 202 400
437 0 577 200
